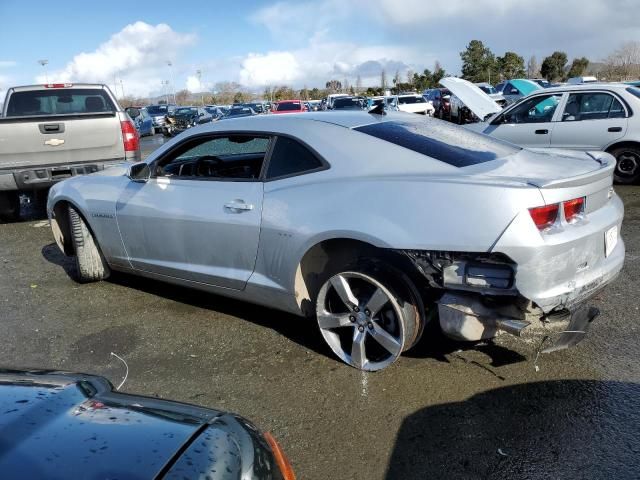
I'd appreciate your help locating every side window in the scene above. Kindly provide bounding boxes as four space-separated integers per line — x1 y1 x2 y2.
502 94 562 124
266 136 324 179
157 135 270 180
563 92 626 121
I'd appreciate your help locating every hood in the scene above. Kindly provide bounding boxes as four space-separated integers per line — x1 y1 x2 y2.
508 79 543 96
440 77 503 120
465 148 615 189
0 370 276 479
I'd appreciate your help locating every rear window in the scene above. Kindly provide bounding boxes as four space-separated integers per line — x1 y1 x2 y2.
277 102 301 111
6 88 115 117
398 96 426 104
354 120 520 167
627 87 640 100
147 105 170 114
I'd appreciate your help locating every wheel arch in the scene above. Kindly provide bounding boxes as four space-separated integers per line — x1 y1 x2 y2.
292 236 423 317
605 140 640 154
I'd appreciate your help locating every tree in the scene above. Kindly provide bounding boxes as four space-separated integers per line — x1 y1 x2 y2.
380 69 387 90
406 69 414 87
498 51 526 80
527 55 539 78
355 75 362 94
460 40 498 83
175 89 190 105
540 51 568 81
567 57 590 79
310 87 321 100
393 70 401 87
233 91 249 104
325 80 342 92
602 41 640 80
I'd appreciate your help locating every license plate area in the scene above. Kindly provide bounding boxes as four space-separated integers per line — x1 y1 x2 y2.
605 226 618 258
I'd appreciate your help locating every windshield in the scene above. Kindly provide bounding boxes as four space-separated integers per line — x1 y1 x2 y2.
277 102 302 111
175 108 197 115
355 120 520 167
478 85 497 95
333 97 364 109
147 105 170 114
6 89 115 116
228 108 252 115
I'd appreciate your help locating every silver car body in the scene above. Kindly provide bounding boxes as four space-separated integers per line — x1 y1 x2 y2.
47 112 624 355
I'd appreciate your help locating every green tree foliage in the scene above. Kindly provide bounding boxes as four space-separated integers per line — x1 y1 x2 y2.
460 40 498 83
567 57 590 79
540 51 568 81
325 80 342 92
498 51 526 79
411 63 447 91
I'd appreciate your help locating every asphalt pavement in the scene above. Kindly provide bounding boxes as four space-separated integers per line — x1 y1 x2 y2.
1 133 639 479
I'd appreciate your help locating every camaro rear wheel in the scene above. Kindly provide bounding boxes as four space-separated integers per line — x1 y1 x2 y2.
611 146 640 184
68 205 110 283
315 269 421 371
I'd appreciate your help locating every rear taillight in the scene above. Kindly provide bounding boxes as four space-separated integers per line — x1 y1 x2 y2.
563 197 585 223
120 120 139 153
529 204 559 230
264 432 296 480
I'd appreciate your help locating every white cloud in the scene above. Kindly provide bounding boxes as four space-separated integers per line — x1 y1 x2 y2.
37 22 195 97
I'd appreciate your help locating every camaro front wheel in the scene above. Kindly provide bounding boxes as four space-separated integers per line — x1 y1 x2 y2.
315 269 422 371
68 205 110 283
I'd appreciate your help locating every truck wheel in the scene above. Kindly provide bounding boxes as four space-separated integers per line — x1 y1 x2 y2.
315 262 425 371
68 205 110 282
611 146 640 184
0 191 20 222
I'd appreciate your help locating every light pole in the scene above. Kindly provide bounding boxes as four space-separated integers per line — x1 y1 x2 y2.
196 69 203 106
38 59 49 83
161 80 170 105
167 61 176 104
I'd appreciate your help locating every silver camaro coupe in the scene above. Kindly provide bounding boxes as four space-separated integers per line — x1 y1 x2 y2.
47 111 625 371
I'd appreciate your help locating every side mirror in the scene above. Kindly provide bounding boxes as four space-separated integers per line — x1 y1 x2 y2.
127 162 150 183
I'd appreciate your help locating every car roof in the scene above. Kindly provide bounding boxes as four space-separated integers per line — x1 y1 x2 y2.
533 83 631 94
9 83 108 92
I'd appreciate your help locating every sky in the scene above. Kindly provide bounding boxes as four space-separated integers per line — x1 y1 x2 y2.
0 0 638 98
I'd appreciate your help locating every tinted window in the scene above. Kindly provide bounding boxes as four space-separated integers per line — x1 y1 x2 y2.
333 97 364 109
159 135 270 180
6 89 115 116
354 120 520 168
277 102 302 111
627 87 640 99
267 136 323 179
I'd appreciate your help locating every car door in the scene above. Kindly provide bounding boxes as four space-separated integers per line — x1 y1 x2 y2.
481 93 564 147
115 133 270 290
550 91 628 149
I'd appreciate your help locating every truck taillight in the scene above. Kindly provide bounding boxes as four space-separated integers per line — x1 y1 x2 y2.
120 120 139 153
563 197 585 223
529 204 559 230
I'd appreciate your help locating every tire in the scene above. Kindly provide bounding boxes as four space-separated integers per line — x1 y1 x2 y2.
68 205 110 283
610 146 640 184
315 261 424 371
0 191 20 222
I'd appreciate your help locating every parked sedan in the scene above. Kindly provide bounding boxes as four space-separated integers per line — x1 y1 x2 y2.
395 94 435 115
445 77 640 183
47 112 624 371
424 88 452 119
167 107 212 135
0 369 295 479
220 106 257 119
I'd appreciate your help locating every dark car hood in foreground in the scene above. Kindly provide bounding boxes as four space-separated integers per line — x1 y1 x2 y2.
0 370 279 479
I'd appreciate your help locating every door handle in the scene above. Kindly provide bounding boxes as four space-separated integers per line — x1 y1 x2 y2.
535 129 549 135
224 201 254 212
608 127 622 132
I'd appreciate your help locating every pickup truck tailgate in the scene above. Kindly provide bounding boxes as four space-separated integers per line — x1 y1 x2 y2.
0 114 124 170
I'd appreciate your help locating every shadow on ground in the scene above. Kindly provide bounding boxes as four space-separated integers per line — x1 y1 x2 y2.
386 380 640 480
41 242 529 368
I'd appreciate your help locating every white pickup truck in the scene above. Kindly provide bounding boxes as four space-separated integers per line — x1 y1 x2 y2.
0 83 140 220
